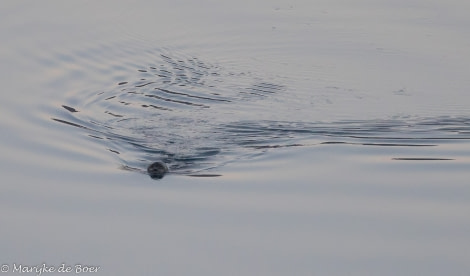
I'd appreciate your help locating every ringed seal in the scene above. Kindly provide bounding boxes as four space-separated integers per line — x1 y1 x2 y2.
147 161 169 179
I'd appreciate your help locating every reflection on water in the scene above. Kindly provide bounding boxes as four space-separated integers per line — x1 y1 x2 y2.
2 1 470 274
51 51 470 179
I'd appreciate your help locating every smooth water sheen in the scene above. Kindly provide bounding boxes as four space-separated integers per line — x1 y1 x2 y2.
1 0 470 275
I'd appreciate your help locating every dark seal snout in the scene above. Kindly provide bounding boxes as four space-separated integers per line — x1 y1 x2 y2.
147 161 169 179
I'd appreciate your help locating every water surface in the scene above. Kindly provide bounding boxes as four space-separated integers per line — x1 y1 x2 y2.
1 0 469 275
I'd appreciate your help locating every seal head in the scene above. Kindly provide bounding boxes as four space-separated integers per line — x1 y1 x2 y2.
147 161 169 179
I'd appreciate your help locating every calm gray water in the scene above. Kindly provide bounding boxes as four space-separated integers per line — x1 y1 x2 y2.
1 1 470 275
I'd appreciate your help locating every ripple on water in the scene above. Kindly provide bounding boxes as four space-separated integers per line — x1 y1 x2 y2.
51 48 470 179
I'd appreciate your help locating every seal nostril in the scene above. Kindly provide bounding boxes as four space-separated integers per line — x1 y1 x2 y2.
147 161 169 179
